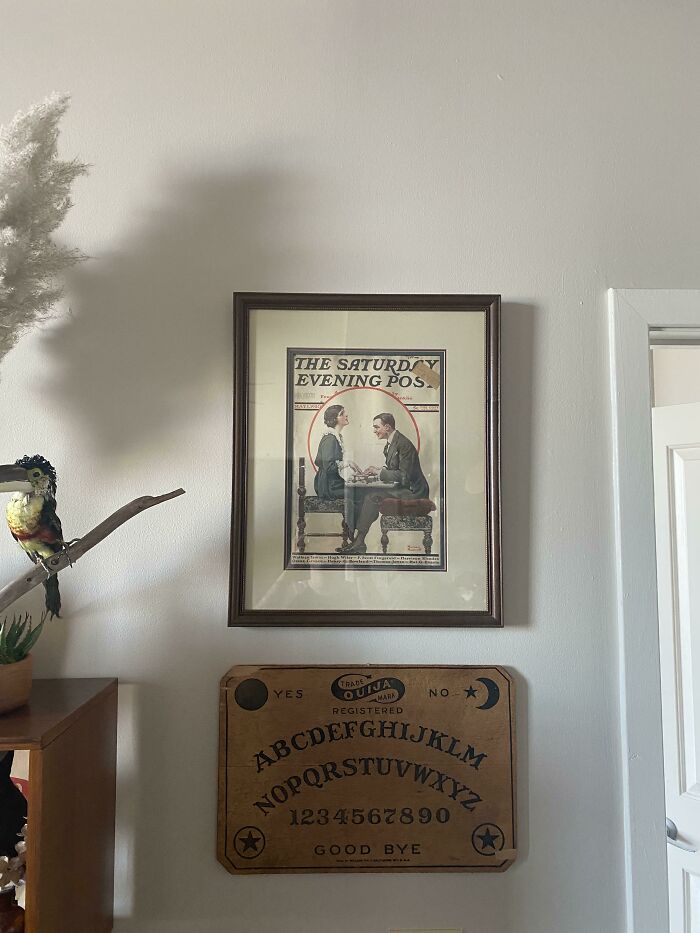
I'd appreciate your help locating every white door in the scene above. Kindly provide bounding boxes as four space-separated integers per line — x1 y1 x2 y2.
654 401 700 930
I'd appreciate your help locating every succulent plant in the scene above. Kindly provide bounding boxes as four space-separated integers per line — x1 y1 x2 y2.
0 612 46 664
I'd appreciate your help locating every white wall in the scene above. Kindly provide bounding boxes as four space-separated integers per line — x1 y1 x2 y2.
653 347 700 406
2 2 698 931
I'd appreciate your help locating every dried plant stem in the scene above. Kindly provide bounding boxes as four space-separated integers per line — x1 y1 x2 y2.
0 489 185 615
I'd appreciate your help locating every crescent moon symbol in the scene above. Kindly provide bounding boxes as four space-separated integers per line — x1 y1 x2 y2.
476 677 500 710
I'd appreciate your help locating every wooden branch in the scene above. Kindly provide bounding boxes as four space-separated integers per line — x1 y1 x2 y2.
0 488 186 616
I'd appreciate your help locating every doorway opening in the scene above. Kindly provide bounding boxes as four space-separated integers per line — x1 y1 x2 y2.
650 338 700 931
609 289 700 933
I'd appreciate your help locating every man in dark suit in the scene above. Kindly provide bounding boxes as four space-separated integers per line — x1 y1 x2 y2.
337 412 429 554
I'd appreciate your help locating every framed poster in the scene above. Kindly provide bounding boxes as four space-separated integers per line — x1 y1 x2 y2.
230 293 501 626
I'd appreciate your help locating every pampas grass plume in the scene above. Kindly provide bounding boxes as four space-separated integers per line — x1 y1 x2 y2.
0 93 88 364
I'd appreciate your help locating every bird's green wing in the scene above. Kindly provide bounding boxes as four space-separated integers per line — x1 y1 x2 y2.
40 497 64 546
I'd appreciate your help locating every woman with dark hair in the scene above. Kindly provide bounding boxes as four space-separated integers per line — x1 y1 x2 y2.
314 405 356 497
314 405 362 533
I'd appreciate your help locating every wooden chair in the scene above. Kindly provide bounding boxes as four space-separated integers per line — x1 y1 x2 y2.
296 458 350 553
379 509 434 555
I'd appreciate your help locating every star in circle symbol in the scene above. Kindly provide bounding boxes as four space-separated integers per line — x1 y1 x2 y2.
464 685 478 699
241 831 260 852
478 828 499 849
233 825 266 859
471 822 505 856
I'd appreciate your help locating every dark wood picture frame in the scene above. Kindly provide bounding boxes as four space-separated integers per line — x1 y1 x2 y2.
229 293 501 627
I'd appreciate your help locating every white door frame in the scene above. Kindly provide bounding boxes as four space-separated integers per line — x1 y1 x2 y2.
609 288 700 933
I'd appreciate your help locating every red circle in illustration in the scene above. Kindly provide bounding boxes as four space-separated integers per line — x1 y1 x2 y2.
306 386 421 473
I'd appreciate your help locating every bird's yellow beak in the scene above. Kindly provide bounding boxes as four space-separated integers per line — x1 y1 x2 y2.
0 464 32 493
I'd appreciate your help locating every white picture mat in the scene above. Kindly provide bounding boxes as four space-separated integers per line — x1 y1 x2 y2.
245 307 488 611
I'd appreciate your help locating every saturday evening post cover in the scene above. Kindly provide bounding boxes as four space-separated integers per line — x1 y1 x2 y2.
285 347 446 571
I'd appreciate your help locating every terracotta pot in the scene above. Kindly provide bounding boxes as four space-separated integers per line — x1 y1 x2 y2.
0 657 32 716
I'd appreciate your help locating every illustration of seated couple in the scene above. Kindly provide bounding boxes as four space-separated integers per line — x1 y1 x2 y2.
314 404 435 555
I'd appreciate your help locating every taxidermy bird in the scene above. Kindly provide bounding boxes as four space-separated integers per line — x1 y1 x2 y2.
3 456 67 618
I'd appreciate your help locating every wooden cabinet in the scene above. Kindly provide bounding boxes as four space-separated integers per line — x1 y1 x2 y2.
0 679 117 933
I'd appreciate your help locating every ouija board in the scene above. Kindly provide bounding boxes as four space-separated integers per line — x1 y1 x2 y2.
218 665 516 873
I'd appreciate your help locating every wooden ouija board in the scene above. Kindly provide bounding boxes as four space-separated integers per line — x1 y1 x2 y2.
218 665 516 873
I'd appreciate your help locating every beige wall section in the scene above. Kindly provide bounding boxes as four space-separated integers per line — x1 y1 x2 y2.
653 347 700 407
10 750 28 783
1 2 699 931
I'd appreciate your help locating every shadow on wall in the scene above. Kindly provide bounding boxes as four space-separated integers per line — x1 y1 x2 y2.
500 300 536 631
500 302 536 873
41 167 314 458
27 166 321 922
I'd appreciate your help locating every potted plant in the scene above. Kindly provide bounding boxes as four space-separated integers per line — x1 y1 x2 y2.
0 614 45 714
